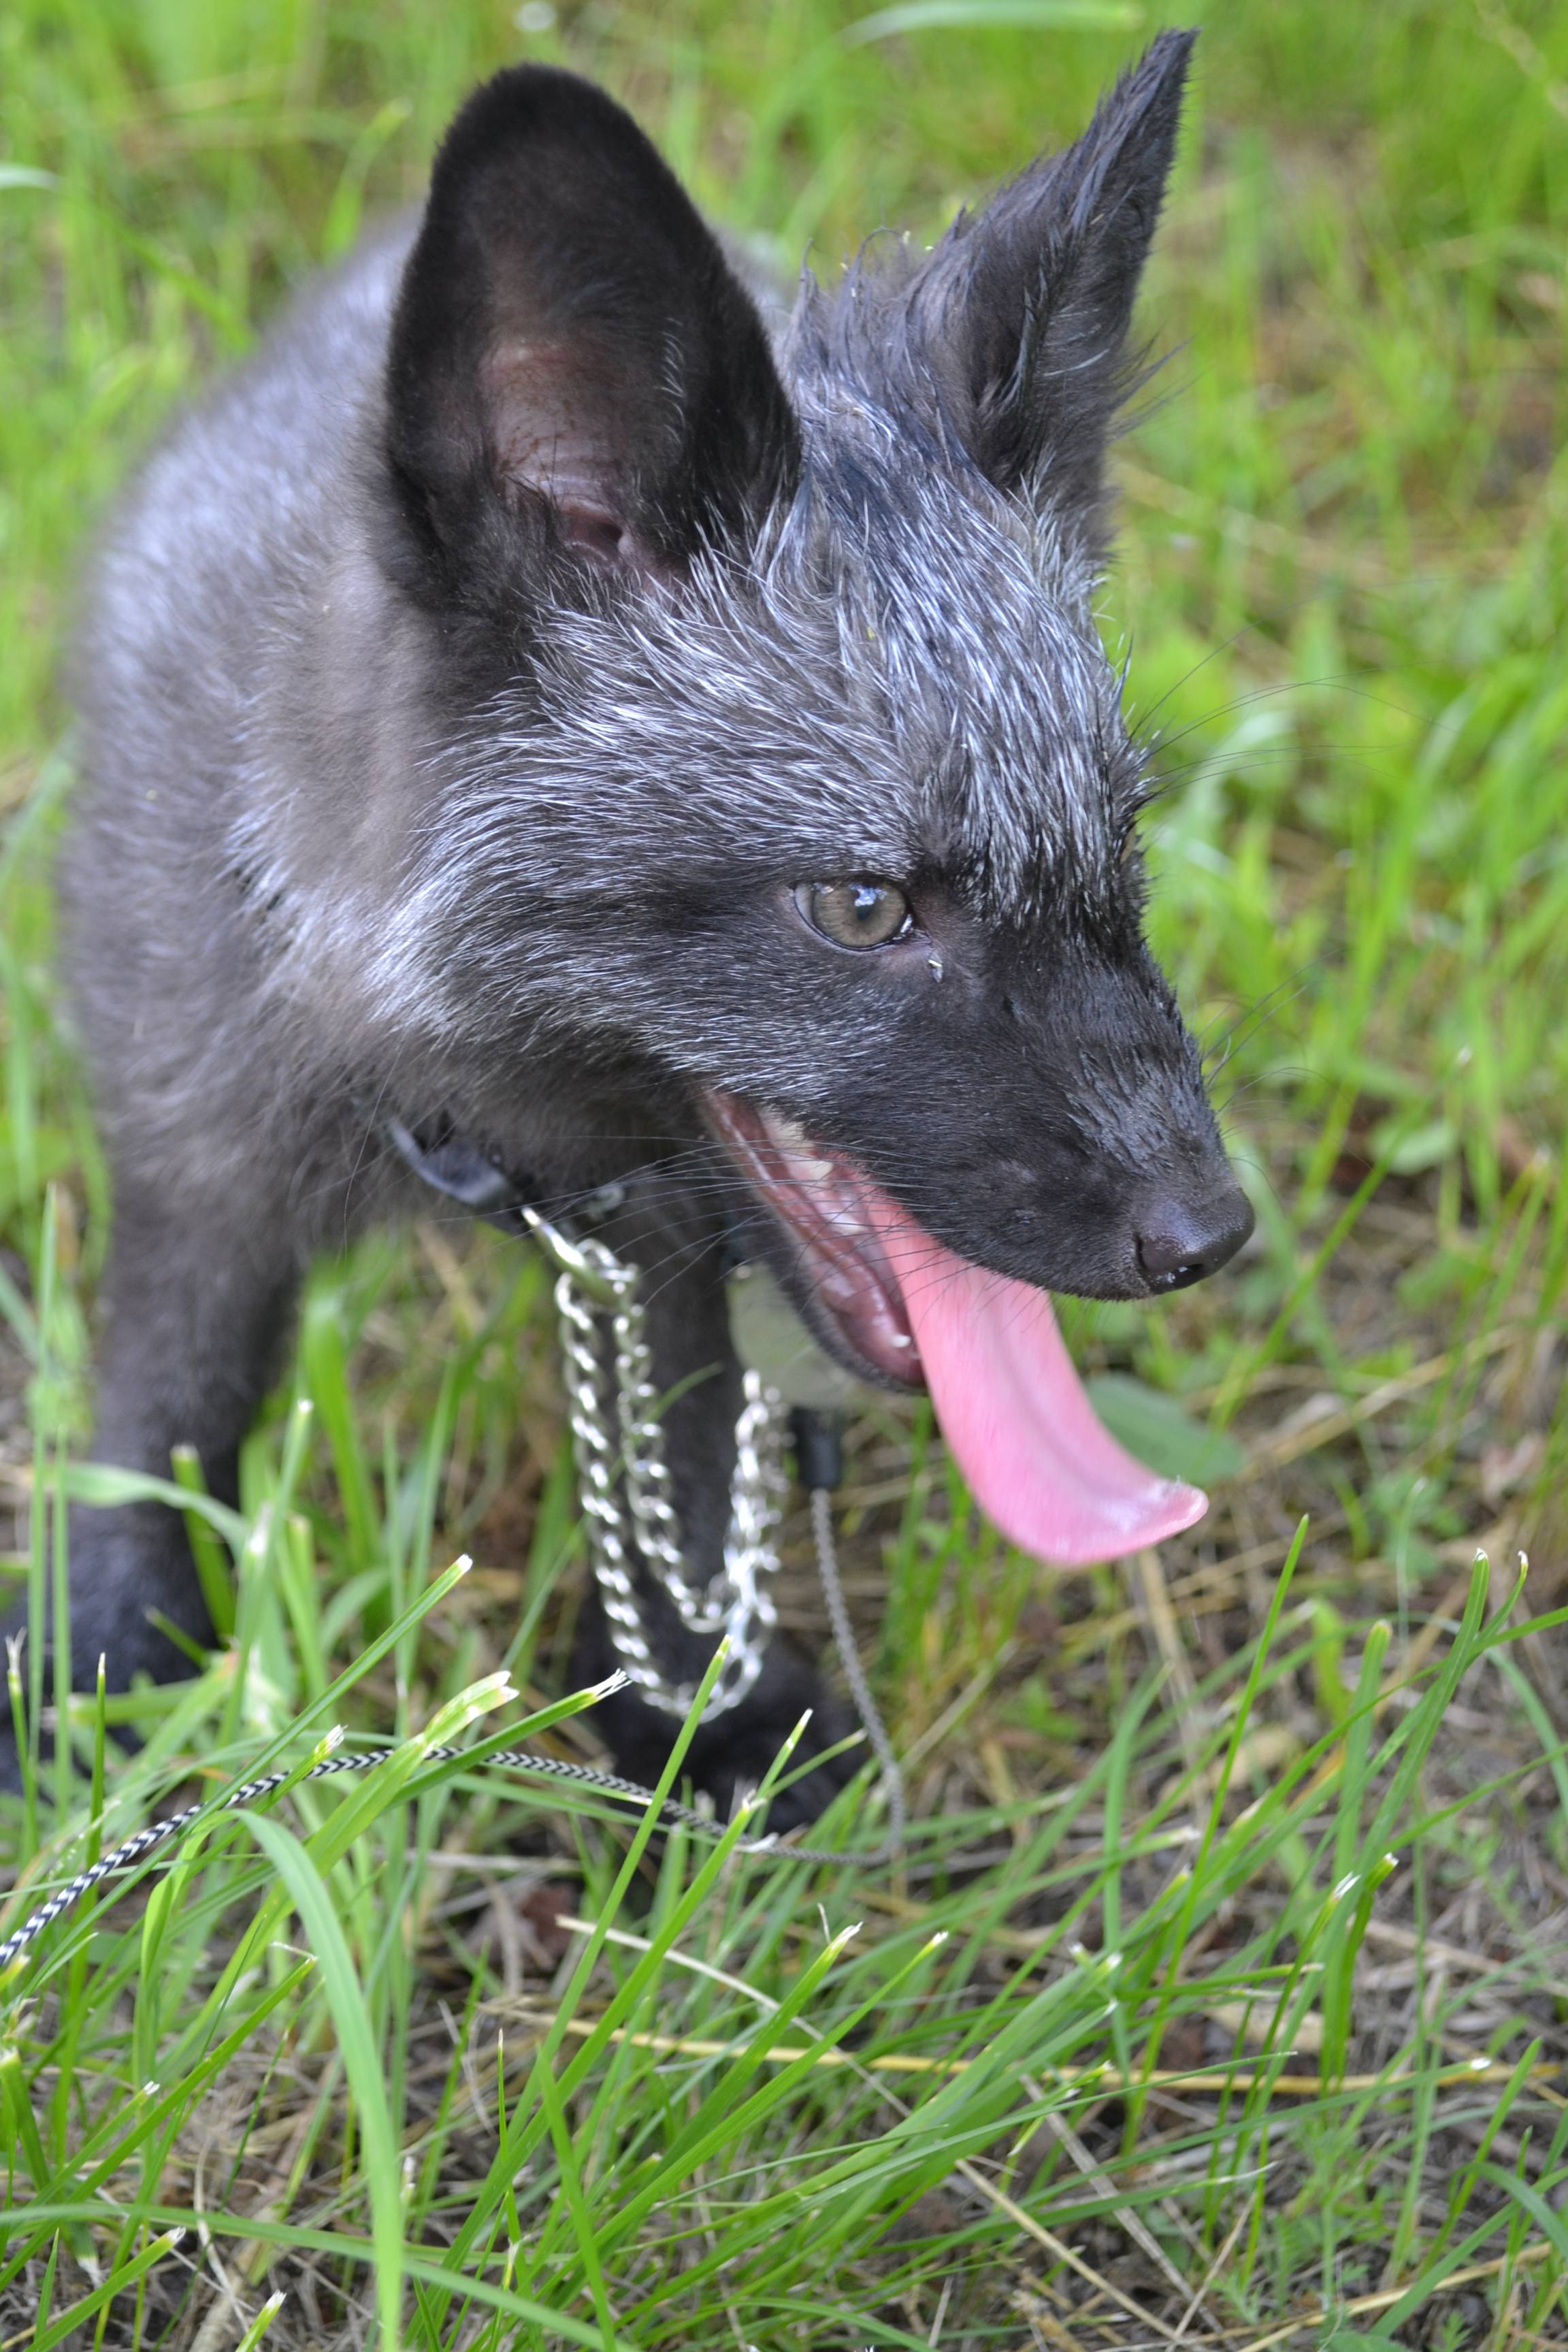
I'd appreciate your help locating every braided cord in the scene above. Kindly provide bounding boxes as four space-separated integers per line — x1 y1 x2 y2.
0 1696 906 1978
0 1746 730 1976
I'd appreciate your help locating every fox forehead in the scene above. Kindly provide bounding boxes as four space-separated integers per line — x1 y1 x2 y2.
782 387 1139 909
487 395 1141 924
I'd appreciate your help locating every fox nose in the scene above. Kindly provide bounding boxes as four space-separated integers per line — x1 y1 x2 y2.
1136 1188 1254 1294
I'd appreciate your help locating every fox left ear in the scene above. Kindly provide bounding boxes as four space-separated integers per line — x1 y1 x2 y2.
907 28 1195 531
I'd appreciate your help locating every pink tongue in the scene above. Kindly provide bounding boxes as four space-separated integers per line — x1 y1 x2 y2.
868 1198 1208 1565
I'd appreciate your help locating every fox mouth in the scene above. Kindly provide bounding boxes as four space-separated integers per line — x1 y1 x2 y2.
705 1087 1209 1567
704 1091 924 1388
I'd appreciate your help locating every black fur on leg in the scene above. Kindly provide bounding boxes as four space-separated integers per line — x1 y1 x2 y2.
0 1501 216 1795
571 1586 860 1835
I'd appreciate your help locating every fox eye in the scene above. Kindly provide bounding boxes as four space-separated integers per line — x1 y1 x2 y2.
795 879 914 950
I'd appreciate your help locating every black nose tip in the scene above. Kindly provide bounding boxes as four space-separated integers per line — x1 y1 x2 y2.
1137 1188 1255 1294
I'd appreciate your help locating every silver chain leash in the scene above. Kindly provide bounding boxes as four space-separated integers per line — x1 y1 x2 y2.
0 1204 910 1976
525 1207 785 1721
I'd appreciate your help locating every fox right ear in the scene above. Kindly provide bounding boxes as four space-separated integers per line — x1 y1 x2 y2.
385 67 797 604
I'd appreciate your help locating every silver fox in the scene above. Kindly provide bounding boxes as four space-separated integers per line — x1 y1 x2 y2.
22 31 1252 1818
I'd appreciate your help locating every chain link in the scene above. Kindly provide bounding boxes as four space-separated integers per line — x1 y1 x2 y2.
535 1210 784 1722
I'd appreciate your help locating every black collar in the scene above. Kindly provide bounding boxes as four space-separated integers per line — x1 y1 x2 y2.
387 1113 628 1238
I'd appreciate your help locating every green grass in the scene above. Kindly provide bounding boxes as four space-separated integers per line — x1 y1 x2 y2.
3 0 1568 2343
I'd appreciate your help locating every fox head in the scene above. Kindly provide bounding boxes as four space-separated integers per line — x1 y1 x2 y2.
372 35 1252 1537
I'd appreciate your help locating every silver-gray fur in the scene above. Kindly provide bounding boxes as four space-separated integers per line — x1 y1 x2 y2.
6 33 1253 1822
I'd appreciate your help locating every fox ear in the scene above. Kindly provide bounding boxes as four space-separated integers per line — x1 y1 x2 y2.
908 29 1195 528
385 67 797 599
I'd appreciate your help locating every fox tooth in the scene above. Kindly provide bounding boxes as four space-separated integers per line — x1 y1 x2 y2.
762 1108 834 1180
762 1109 812 1154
